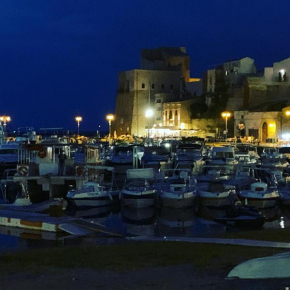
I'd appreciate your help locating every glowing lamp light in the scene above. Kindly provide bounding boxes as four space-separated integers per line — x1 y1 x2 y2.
269 123 275 127
0 115 11 131
75 116 82 136
221 111 231 141
106 114 115 123
145 108 154 118
221 112 231 118
0 116 11 123
180 122 185 130
106 114 115 143
285 111 290 116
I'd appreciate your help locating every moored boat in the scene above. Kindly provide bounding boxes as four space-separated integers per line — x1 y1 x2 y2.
66 181 120 208
158 169 197 208
197 181 236 208
121 168 157 208
238 181 280 208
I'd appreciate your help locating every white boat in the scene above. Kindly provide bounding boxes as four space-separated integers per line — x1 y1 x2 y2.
66 166 120 208
238 182 280 208
106 145 139 165
206 146 238 167
197 181 236 208
66 181 119 208
121 168 157 208
175 143 204 170
260 147 289 169
158 169 198 208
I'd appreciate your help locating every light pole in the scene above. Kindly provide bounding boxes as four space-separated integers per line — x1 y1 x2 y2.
75 116 82 136
221 111 231 141
145 108 154 138
0 116 11 134
106 114 115 143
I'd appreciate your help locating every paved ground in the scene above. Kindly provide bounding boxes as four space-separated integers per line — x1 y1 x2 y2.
1 265 290 290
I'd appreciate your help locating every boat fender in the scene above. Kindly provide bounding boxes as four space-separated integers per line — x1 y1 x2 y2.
18 166 28 176
38 149 47 158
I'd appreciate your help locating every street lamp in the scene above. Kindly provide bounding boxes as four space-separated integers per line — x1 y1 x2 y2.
145 108 154 137
0 116 11 132
106 114 115 143
221 111 231 141
75 116 82 136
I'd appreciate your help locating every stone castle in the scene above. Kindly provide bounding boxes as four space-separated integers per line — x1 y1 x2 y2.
113 47 290 142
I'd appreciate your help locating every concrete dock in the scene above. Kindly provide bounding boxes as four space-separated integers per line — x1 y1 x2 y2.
0 208 123 237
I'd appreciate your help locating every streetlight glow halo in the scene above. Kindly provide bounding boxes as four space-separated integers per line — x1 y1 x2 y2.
106 114 115 122
221 111 231 118
145 108 154 118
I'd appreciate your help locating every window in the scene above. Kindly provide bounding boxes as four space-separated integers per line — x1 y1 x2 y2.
161 84 165 89
169 110 172 119
151 83 155 89
175 110 178 116
157 107 162 111
170 85 173 90
142 83 145 89
156 99 161 103
120 118 124 124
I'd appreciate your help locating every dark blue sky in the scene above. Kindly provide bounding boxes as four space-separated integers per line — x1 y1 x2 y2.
0 0 289 133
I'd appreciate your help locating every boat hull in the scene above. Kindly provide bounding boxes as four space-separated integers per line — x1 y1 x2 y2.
159 191 197 208
67 193 119 208
238 196 278 209
198 190 231 208
121 190 156 208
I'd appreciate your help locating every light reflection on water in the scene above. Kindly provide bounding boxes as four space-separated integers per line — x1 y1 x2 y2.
0 204 289 252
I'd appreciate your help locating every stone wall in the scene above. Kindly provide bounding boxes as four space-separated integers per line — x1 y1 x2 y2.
115 69 183 137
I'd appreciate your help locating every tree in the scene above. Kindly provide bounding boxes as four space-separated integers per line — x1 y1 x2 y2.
190 101 208 119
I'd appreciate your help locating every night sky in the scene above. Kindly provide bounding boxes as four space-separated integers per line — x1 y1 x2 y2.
0 0 289 134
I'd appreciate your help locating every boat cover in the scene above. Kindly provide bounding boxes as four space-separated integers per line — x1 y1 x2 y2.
126 168 154 179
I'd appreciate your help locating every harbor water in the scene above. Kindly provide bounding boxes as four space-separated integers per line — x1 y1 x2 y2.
0 203 289 252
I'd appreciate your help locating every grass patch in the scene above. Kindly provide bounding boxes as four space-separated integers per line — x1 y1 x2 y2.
221 228 290 243
0 241 285 273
